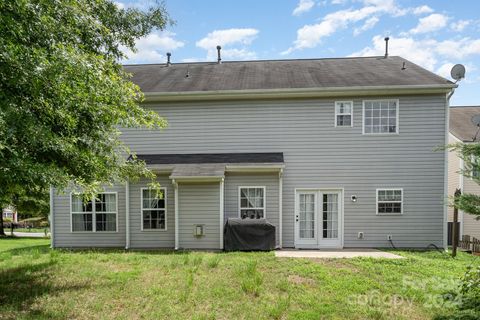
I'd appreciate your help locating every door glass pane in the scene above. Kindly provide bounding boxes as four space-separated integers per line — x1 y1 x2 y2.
322 193 338 239
299 194 315 239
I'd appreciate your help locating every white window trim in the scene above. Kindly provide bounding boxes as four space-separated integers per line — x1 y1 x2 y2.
141 187 168 231
362 99 400 135
334 101 353 127
238 186 266 219
376 188 403 216
70 192 118 233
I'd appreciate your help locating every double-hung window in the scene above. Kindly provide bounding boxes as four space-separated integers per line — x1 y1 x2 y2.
363 100 398 134
239 187 265 219
335 101 353 127
71 193 117 232
142 188 167 230
376 189 403 215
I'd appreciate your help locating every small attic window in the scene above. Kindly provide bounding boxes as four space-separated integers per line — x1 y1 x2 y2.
335 101 353 127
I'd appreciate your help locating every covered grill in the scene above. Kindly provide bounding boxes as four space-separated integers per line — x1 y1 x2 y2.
224 218 276 251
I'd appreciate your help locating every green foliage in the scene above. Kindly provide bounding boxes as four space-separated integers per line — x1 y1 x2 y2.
436 266 480 320
0 0 169 208
447 142 480 218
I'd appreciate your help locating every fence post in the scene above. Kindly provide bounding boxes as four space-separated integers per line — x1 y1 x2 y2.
452 188 461 257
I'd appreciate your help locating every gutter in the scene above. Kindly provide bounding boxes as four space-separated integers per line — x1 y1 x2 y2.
144 84 457 102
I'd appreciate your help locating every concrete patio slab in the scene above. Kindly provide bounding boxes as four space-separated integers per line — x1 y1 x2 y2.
275 249 403 259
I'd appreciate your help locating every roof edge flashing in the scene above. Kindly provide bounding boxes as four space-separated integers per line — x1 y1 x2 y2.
143 84 457 102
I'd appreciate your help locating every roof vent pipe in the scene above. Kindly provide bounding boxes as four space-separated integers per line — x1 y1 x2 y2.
166 52 171 66
216 45 222 64
384 37 389 58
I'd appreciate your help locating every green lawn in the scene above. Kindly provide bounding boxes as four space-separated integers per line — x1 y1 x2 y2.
13 228 49 233
0 238 478 320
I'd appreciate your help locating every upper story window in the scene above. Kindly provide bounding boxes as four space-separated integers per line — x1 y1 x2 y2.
239 187 265 219
470 155 480 178
363 100 398 134
335 101 353 127
71 193 117 232
142 188 167 230
376 189 403 215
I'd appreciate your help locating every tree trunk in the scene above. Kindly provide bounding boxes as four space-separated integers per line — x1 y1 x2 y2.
452 188 461 258
0 209 5 236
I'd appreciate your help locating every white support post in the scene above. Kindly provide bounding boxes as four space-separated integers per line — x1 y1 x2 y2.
174 180 179 250
125 181 130 249
278 169 283 249
49 186 54 248
220 178 225 250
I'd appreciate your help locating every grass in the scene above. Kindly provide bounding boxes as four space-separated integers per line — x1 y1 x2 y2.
0 238 478 320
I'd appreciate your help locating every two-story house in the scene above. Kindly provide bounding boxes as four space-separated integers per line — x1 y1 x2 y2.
448 106 480 241
50 55 456 250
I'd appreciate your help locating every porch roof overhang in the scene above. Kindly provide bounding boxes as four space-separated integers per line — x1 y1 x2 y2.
130 152 285 179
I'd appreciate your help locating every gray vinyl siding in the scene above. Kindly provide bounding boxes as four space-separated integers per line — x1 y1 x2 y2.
52 185 126 248
224 172 280 246
122 95 447 248
129 176 175 248
178 182 220 249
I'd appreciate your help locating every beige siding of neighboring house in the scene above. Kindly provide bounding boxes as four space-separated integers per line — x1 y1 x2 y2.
448 134 461 222
462 168 480 238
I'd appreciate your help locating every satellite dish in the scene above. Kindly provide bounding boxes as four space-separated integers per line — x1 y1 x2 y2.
451 64 466 81
471 115 480 127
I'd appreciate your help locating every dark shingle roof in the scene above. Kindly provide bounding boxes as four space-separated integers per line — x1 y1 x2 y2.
450 106 480 142
124 56 452 93
136 153 284 165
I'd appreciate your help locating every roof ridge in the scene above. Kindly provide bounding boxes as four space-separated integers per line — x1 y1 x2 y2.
122 55 396 67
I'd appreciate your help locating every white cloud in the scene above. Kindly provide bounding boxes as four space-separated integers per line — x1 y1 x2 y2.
282 0 406 54
351 35 438 70
196 28 258 50
113 1 125 9
331 0 348 4
121 32 185 64
412 5 434 15
436 62 455 78
409 13 449 34
354 16 379 36
196 28 259 61
352 35 480 80
293 0 315 16
451 20 471 32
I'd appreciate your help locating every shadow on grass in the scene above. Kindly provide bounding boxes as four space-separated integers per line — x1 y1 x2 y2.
5 244 51 256
0 260 89 319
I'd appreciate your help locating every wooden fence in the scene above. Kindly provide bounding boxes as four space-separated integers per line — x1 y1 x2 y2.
459 235 480 253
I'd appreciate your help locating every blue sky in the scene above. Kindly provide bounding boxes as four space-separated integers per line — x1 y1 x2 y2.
118 0 480 106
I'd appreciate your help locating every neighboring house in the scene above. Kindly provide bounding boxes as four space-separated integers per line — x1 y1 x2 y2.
448 106 480 240
2 207 17 223
50 55 456 250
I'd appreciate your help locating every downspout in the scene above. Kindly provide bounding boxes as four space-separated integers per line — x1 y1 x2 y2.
443 89 455 251
125 181 130 249
49 187 55 248
174 180 179 250
219 178 224 250
278 169 283 249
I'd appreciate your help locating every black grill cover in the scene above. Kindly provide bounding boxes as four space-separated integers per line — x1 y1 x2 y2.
224 218 276 251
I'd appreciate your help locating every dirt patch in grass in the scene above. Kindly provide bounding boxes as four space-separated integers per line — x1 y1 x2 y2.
288 274 315 286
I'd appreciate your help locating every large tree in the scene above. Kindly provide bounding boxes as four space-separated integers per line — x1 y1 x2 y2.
449 142 480 219
0 0 169 235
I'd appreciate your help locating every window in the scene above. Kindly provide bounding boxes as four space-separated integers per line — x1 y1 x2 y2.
376 189 403 215
471 155 480 178
71 193 117 232
142 188 166 230
239 187 265 219
335 101 353 127
363 100 398 134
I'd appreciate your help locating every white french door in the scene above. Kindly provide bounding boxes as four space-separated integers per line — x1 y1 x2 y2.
295 189 343 249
